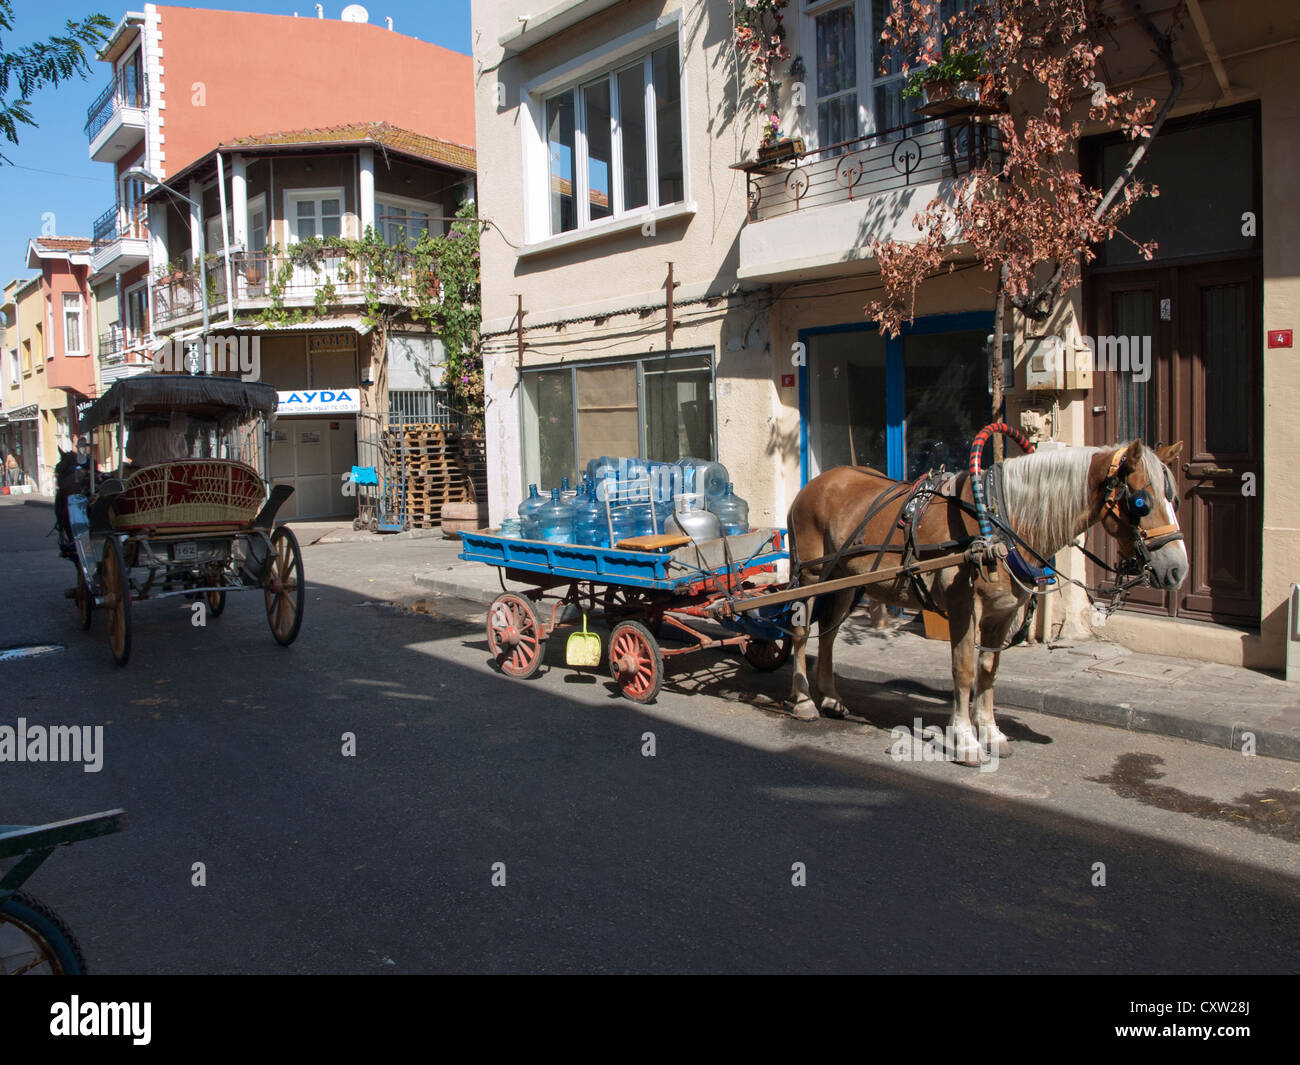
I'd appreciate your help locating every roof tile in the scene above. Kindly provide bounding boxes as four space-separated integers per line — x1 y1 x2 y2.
221 121 475 172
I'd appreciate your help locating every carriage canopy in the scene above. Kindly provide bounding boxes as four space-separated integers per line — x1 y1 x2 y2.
80 375 278 430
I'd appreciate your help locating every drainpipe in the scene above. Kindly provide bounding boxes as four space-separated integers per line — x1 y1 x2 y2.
216 151 235 326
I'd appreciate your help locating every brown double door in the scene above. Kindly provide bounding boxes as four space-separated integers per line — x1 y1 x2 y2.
1084 258 1262 625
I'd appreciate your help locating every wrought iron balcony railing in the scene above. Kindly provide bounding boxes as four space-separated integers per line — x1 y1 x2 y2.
738 116 1004 224
84 69 147 142
92 203 148 248
151 249 439 326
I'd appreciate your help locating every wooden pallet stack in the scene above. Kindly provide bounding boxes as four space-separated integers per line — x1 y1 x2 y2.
457 433 488 505
388 423 475 529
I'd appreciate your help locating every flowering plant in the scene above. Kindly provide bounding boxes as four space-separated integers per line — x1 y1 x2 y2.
733 0 791 145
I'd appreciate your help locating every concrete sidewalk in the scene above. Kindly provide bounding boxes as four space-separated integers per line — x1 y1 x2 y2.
409 534 1300 763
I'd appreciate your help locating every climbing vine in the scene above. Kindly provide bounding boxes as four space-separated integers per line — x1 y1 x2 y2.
251 200 483 422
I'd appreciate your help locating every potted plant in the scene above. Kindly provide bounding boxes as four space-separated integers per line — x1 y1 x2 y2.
755 111 805 163
903 40 999 112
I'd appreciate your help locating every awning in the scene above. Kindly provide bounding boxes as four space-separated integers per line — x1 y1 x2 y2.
80 374 279 429
2 403 39 422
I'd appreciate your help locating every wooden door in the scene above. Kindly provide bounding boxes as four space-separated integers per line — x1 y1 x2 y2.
1085 260 1261 623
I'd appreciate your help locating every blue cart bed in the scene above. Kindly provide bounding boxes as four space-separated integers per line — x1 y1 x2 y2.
458 527 787 591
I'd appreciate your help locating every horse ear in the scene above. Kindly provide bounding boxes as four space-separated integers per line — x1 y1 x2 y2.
1123 438 1145 470
1156 440 1184 463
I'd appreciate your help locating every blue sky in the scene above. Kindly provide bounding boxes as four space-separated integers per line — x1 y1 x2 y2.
0 0 472 281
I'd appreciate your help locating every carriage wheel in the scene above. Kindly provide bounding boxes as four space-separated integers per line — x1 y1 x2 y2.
609 620 663 704
743 636 791 672
205 590 227 617
0 891 86 975
264 527 304 646
486 592 546 679
75 569 92 631
101 537 131 667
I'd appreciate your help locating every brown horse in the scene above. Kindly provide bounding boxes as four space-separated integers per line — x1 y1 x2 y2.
785 439 1188 764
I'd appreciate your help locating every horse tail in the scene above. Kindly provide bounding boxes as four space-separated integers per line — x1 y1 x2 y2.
785 504 801 590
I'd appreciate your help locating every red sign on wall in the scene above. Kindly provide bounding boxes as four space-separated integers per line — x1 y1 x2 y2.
781 374 795 388
1268 329 1293 348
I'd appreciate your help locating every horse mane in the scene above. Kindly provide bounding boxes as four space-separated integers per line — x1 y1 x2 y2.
1000 442 1168 558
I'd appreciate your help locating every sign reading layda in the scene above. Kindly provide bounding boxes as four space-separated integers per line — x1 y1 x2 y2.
276 389 360 415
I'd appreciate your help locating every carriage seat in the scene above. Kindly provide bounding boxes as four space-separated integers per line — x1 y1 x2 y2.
109 459 265 533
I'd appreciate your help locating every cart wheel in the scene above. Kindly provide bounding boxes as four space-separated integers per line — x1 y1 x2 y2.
743 636 791 672
101 537 131 667
75 568 92 631
487 592 546 679
205 590 227 617
264 527 305 646
0 890 86 975
609 620 663 704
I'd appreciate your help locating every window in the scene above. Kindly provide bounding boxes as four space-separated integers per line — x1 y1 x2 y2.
521 352 714 488
62 294 84 355
7 348 16 385
542 38 684 236
803 0 968 148
247 194 267 253
287 191 342 241
124 283 148 347
376 196 440 246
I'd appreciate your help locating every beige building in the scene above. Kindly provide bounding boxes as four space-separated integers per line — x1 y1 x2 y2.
474 0 1294 668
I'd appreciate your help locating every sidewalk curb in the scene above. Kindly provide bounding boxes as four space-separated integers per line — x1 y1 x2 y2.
314 527 446 545
411 569 1300 764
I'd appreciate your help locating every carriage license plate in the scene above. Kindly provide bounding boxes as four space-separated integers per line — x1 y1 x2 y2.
173 541 198 561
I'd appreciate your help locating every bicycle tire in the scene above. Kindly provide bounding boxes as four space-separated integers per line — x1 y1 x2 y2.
0 891 87 975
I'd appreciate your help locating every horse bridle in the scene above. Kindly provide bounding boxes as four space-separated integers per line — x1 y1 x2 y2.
1100 449 1184 576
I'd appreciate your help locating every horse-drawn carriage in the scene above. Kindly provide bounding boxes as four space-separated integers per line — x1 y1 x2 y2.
59 374 304 666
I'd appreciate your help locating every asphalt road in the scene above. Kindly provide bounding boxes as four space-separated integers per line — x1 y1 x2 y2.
2 496 1298 974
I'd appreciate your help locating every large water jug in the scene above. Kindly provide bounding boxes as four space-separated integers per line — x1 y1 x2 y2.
559 476 578 505
679 457 729 502
537 488 575 544
573 483 609 547
710 482 750 536
517 484 546 539
586 456 620 485
609 505 639 546
665 493 721 541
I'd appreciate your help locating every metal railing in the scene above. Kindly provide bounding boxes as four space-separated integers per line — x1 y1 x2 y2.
151 249 439 325
98 331 122 358
92 203 147 248
741 116 1004 224
85 68 147 141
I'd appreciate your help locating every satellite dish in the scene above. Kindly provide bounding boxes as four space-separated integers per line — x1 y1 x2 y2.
341 3 369 22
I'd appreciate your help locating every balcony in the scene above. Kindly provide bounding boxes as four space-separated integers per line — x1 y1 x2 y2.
91 203 149 275
152 249 441 332
736 117 1004 284
85 70 147 163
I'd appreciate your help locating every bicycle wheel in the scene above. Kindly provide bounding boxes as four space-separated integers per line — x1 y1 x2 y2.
0 891 86 975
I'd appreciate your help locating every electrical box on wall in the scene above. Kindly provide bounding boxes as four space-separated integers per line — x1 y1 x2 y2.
1025 336 1064 390
1024 335 1093 391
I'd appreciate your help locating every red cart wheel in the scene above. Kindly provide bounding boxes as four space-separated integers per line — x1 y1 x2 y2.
743 636 791 672
101 537 131 667
609 620 663 704
487 592 546 679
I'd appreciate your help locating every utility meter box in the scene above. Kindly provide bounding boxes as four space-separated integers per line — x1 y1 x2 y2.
1025 335 1093 390
1025 336 1065 390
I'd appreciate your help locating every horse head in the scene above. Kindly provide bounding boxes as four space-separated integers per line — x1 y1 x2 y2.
1094 439 1188 591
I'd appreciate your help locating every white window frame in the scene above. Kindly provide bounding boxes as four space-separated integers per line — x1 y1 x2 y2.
800 0 871 149
246 193 268 253
7 347 17 386
123 280 148 347
62 293 85 356
376 192 442 243
520 10 688 246
284 187 346 243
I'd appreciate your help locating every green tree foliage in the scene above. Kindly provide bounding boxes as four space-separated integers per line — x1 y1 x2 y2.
0 2 112 161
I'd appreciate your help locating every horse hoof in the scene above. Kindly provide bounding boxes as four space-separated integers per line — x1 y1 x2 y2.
981 728 1012 759
790 700 820 721
820 698 849 720
946 729 989 766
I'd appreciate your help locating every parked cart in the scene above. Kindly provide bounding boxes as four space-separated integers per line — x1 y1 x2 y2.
459 528 793 703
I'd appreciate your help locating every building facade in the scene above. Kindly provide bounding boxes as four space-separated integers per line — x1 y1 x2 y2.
472 0 1300 669
82 3 477 520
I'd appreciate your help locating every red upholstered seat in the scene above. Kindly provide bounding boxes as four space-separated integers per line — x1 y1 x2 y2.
110 459 264 531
